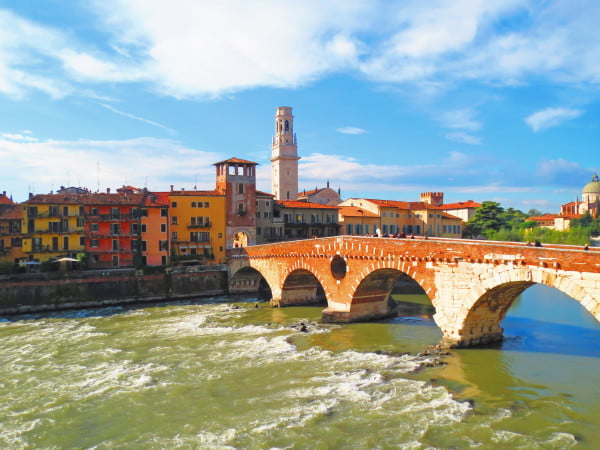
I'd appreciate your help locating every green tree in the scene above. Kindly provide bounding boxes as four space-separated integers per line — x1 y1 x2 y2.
463 201 505 238
527 208 543 217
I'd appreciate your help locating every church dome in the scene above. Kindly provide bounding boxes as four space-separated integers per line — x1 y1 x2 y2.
583 174 600 194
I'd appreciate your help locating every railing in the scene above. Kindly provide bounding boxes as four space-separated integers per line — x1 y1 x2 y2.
188 222 211 229
85 214 139 221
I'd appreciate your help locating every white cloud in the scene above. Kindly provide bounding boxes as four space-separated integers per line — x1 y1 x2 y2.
2 2 600 99
336 126 367 135
444 132 481 145
438 108 481 131
524 107 583 132
0 135 223 201
2 133 38 142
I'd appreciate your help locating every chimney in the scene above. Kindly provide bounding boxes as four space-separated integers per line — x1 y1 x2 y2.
170 185 174 192
107 187 110 193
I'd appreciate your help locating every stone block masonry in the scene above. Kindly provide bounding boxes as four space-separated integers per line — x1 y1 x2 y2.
0 266 228 314
230 236 600 347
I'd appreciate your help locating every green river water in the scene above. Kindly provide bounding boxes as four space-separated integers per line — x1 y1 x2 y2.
0 285 599 448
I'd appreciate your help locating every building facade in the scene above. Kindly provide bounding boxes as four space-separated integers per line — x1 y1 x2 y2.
168 189 226 264
215 158 257 248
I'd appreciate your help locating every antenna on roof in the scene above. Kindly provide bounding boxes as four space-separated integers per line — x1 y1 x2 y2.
96 161 100 193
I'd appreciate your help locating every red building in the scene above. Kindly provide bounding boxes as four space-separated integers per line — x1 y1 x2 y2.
84 192 145 268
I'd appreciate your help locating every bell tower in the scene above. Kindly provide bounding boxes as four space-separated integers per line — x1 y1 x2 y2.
271 106 300 201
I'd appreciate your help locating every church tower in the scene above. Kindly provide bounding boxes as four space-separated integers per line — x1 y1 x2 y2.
271 106 300 201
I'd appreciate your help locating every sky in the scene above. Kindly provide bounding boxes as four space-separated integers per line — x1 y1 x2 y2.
0 0 599 212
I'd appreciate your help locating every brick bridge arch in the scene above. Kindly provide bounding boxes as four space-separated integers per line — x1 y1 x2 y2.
228 236 600 347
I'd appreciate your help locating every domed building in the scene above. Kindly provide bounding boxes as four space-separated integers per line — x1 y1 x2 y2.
581 174 600 213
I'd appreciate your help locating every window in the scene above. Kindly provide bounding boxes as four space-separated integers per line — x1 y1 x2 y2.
192 202 197 208
63 206 69 217
79 237 85 246
159 240 168 251
90 239 99 248
141 209 148 217
132 240 140 252
172 231 178 240
110 223 121 235
238 203 245 214
172 216 178 225
266 201 270 207
257 227 262 235
161 255 167 265
296 214 304 223
111 208 120 219
49 222 60 232
112 239 119 250
112 255 119 267
346 224 352 234
90 208 99 216
79 206 85 216
218 233 222 238
27 206 38 217
160 208 167 217
49 205 59 217
131 223 139 235
365 225 369 234
141 224 147 232
141 241 147 251
198 202 203 208
264 212 269 218
171 202 177 208
77 218 84 227
284 214 291 223
238 183 244 194
63 236 69 250
160 223 166 233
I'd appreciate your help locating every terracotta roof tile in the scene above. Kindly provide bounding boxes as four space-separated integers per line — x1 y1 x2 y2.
213 157 258 165
440 200 481 209
277 200 339 209
338 206 379 218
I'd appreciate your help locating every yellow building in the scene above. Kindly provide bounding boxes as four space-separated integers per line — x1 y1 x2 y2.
339 198 462 238
168 190 227 264
21 194 86 263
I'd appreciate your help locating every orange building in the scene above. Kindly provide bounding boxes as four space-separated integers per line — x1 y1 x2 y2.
141 192 170 266
0 192 24 266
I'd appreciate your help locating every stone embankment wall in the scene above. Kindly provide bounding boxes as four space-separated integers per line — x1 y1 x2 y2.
0 265 228 314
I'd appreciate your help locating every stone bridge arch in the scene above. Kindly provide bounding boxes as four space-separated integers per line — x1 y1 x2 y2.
275 261 330 307
435 264 600 347
229 265 274 300
347 267 432 322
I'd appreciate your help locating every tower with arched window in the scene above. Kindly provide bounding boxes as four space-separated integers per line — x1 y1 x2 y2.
270 106 300 201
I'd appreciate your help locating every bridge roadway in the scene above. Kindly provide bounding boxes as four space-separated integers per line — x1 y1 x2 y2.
228 236 600 347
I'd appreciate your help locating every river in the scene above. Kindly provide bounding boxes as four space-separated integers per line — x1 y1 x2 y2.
0 285 599 448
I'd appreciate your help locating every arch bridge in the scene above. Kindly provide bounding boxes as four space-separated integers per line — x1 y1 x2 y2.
228 236 600 347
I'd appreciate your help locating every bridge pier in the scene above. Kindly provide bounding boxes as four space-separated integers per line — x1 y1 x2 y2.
322 298 398 323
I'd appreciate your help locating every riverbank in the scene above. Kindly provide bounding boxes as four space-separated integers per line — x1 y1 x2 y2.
0 265 228 314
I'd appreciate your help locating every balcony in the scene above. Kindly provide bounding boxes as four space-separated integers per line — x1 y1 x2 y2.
85 213 139 221
187 222 211 229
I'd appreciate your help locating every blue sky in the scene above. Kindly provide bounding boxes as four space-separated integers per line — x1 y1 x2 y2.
0 1 598 212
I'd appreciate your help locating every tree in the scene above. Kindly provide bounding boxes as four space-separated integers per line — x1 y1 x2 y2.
463 201 505 238
527 208 543 217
